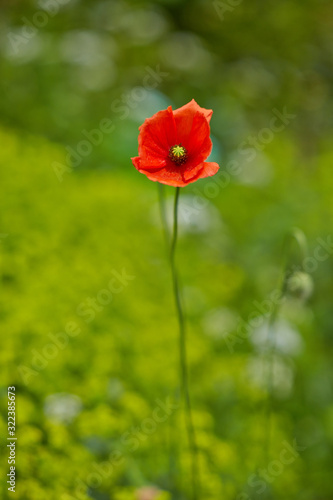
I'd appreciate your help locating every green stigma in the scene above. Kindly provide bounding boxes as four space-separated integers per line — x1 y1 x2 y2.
169 144 188 165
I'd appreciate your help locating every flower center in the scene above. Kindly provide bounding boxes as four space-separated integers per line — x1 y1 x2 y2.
168 144 188 165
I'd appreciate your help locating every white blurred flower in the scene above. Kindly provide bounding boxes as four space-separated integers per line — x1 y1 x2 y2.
44 393 82 423
246 354 294 398
287 271 314 301
151 194 222 235
251 318 304 356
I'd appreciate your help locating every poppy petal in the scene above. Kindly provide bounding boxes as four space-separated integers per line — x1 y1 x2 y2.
138 106 177 157
174 99 213 127
197 161 220 179
131 156 166 172
183 161 205 181
138 167 189 187
131 156 141 170
186 112 212 158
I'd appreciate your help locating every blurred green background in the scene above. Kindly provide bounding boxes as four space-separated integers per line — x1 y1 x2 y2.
0 0 333 499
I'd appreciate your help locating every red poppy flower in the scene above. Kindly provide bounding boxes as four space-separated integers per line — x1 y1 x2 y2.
131 99 219 187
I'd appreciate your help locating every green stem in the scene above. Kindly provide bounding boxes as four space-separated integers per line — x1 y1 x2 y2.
170 187 199 500
158 183 178 494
